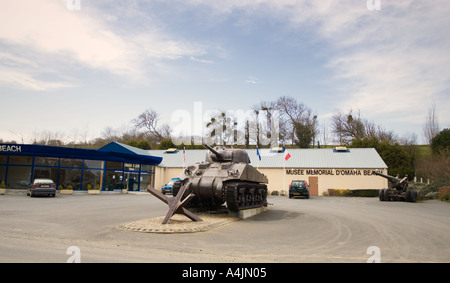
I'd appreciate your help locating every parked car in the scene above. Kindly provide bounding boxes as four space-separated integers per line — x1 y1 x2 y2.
28 178 56 197
161 178 182 195
289 180 310 199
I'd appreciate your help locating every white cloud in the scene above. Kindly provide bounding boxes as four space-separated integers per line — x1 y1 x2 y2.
320 2 450 118
0 0 207 89
0 66 75 91
190 56 214 64
0 51 76 91
245 76 262 85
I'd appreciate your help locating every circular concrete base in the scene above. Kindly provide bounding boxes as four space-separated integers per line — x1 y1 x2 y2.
118 213 239 234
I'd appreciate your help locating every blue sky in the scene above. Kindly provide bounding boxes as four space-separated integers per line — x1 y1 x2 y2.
0 0 449 144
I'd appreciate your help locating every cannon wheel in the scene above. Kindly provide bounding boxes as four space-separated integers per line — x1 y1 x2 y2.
379 189 386 201
406 190 417 203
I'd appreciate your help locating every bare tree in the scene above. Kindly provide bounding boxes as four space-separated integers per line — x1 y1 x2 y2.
331 109 397 145
331 109 366 144
132 109 172 146
423 103 440 145
276 96 318 147
31 130 67 146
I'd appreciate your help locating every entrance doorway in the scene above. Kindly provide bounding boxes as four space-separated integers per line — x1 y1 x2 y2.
308 176 319 196
125 172 139 191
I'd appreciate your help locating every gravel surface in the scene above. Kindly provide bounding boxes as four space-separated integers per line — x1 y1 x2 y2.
118 213 239 233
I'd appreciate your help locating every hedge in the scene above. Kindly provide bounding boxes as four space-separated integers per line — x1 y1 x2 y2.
438 186 450 201
326 189 379 197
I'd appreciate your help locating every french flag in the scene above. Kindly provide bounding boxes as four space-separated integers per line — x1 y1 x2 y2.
284 149 291 161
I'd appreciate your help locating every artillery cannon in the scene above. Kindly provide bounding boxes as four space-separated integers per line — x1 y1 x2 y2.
173 145 268 211
373 170 417 202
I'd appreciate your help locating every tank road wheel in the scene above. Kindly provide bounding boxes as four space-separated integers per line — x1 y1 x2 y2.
246 190 253 206
225 182 239 211
225 182 268 211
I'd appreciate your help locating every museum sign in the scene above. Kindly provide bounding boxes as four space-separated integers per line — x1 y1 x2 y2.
286 168 379 176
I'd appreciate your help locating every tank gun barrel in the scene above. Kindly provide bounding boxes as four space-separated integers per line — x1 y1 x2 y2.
204 144 223 160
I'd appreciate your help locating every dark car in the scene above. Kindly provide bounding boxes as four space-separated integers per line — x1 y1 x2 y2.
289 180 310 199
161 178 182 195
28 178 56 197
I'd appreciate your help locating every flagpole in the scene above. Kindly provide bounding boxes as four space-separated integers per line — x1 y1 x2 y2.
256 146 261 170
183 146 186 170
283 147 291 195
283 159 286 192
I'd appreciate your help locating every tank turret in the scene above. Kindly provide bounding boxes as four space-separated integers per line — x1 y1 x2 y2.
173 145 268 211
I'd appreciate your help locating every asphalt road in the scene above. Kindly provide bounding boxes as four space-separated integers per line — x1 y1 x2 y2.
0 192 449 263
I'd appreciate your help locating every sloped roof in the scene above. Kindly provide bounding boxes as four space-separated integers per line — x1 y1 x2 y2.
99 141 153 156
0 142 162 166
147 148 387 169
98 142 162 165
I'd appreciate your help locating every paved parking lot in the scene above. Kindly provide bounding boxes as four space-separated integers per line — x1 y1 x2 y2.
0 192 449 263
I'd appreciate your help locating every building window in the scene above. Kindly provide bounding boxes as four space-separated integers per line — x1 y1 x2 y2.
106 161 123 170
35 157 59 167
58 168 82 190
82 169 103 190
139 171 154 191
7 166 32 189
0 165 6 185
8 156 32 166
104 170 124 191
141 164 155 172
33 167 58 182
60 158 83 168
84 160 104 170
0 156 7 165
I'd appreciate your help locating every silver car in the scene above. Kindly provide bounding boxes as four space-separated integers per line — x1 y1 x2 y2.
28 179 56 197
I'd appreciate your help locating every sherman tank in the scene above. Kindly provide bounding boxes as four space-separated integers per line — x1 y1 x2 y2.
172 145 268 211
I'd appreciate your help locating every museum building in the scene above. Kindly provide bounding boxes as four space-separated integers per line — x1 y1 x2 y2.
150 147 389 196
0 142 388 196
0 142 162 191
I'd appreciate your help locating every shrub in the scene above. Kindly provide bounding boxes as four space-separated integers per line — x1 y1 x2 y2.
438 186 450 202
350 190 379 197
327 189 350 196
410 180 450 200
334 189 350 196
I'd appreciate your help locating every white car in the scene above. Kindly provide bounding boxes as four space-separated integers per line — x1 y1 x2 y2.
27 179 56 197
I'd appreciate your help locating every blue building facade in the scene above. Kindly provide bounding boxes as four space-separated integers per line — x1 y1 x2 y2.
0 142 162 191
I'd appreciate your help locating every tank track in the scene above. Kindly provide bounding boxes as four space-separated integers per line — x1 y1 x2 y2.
225 181 268 211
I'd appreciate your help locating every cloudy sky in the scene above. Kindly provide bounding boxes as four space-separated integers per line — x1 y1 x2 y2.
0 0 449 144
